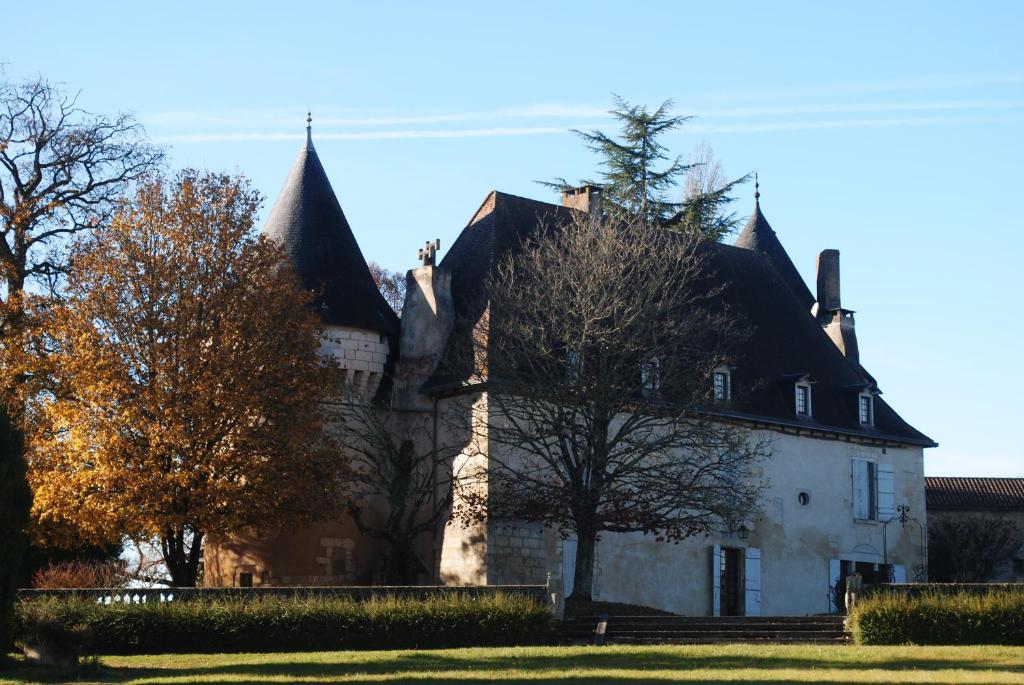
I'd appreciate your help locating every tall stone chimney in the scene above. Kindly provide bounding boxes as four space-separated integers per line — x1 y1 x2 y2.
562 185 602 217
392 240 454 410
813 249 859 364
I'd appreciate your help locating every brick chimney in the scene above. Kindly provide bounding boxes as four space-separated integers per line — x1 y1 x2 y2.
813 249 859 364
562 185 602 216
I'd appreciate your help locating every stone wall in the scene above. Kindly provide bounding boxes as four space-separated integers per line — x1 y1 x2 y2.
321 325 390 396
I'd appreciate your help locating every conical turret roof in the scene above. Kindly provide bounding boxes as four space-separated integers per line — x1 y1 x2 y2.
735 186 815 309
265 127 400 335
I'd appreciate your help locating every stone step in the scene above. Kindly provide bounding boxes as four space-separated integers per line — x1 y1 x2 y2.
564 615 844 624
560 629 846 638
607 635 850 645
562 620 843 631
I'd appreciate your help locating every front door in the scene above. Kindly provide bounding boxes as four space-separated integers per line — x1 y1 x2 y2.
720 547 745 616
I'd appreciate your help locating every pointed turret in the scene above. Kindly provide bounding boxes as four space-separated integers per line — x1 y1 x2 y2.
735 177 815 309
265 116 399 336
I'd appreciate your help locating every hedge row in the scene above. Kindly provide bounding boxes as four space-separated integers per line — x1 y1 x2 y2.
850 588 1024 645
15 592 554 654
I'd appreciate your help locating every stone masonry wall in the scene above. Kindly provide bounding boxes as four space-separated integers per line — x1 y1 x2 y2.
321 325 390 396
485 521 550 585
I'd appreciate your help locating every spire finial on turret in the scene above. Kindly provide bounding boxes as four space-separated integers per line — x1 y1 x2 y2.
754 172 760 203
306 109 312 145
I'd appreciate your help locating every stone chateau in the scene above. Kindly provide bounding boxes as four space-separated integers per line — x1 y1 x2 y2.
204 122 935 616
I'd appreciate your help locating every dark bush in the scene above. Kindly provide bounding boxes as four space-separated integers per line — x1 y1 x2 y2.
851 588 1024 645
15 592 554 654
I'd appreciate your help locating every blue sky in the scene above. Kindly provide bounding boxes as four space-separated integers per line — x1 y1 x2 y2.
5 1 1022 477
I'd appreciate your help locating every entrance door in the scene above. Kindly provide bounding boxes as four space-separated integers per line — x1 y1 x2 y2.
720 547 745 616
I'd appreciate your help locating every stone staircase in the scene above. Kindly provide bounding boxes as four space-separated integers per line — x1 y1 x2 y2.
558 614 849 645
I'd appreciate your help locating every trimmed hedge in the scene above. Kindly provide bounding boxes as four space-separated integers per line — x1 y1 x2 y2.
850 588 1024 645
15 592 554 654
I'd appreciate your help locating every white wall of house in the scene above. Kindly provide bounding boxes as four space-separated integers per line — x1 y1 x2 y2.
438 414 928 616
582 428 927 615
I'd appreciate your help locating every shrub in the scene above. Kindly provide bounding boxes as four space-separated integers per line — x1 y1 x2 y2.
31 560 128 590
15 592 554 654
850 588 1024 645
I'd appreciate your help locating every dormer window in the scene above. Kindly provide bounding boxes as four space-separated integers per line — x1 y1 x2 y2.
713 368 731 402
641 357 661 398
859 393 874 426
795 383 812 417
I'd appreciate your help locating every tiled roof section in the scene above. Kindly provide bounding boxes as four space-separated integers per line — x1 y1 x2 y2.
925 477 1024 510
264 137 400 336
734 197 816 310
424 190 934 448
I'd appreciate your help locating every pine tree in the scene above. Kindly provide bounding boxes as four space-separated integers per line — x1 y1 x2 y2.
0 407 30 652
547 97 748 239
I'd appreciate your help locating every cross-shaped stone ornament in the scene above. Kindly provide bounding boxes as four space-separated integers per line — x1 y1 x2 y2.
418 239 440 267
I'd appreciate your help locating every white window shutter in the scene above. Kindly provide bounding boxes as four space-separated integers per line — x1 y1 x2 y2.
828 559 842 614
562 539 577 598
876 464 895 521
892 564 907 584
852 459 868 519
744 547 762 617
711 545 721 617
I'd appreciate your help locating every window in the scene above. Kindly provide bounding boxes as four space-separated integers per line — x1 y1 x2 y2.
566 348 582 381
238 572 254 588
797 491 811 506
713 369 732 402
795 383 812 417
642 357 661 397
852 458 877 520
859 394 874 426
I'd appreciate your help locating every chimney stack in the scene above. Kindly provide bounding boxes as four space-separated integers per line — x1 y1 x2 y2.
816 249 841 311
813 249 859 364
562 185 602 217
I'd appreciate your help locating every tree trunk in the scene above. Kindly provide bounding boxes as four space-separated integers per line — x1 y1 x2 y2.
0 408 30 649
383 538 425 585
161 528 204 587
572 528 598 602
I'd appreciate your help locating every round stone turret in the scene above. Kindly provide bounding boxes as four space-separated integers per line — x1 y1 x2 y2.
264 121 399 395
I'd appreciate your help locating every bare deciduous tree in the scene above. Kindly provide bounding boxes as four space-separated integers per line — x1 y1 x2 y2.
332 395 463 584
0 76 162 315
928 515 1024 582
452 212 769 600
368 261 407 316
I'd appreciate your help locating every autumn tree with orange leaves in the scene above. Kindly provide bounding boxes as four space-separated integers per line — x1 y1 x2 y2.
27 170 347 586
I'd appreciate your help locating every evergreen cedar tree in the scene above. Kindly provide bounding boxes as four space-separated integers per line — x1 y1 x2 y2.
452 214 769 601
27 171 348 587
0 76 160 631
544 96 749 239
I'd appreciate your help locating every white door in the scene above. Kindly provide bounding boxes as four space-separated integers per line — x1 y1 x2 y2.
562 539 577 598
710 544 722 617
744 547 762 616
828 559 842 613
892 564 907 583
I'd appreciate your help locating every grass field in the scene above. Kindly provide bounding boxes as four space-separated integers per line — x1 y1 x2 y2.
3 644 1024 684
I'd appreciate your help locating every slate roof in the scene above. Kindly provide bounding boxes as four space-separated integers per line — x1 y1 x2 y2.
926 477 1024 510
264 132 400 336
424 190 934 448
735 194 816 310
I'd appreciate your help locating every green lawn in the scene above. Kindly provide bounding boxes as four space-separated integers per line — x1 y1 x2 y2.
3 644 1024 684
